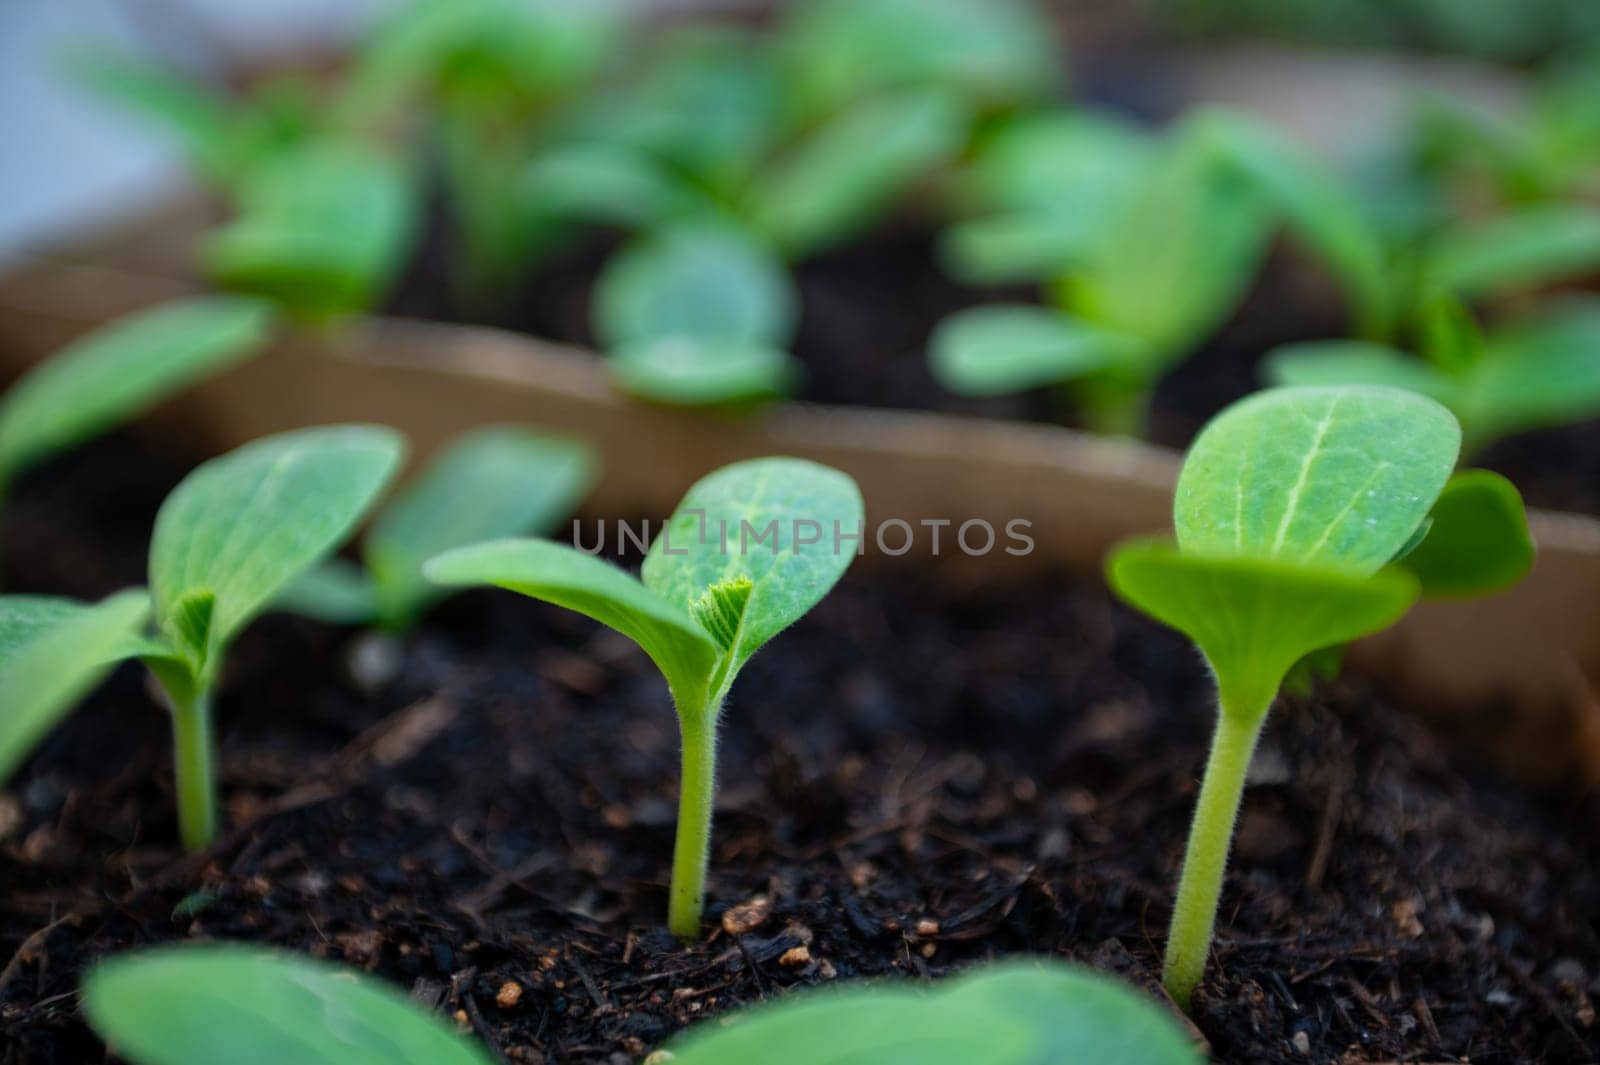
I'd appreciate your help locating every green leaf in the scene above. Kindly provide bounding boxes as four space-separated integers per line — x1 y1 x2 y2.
1108 541 1420 718
204 142 418 318
0 297 274 483
1416 289 1487 374
939 961 1202 1065
745 88 970 260
1458 298 1600 444
82 944 493 1065
928 305 1142 396
664 985 1032 1065
1175 386 1460 573
0 591 149 783
948 111 1152 220
641 457 864 675
779 0 1060 121
149 425 405 672
1262 341 1460 408
666 958 1200 1065
593 224 798 350
1201 112 1393 336
1400 470 1534 598
1066 119 1273 362
274 558 381 626
64 50 239 183
363 428 597 629
610 337 803 409
937 212 1100 285
520 143 703 231
423 538 719 707
1427 204 1600 298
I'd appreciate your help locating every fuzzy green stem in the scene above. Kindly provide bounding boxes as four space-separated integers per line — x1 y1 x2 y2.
169 687 218 853
668 701 720 939
1163 701 1269 1010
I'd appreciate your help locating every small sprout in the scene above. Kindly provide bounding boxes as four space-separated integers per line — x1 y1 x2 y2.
203 141 419 320
930 114 1273 434
1106 385 1536 1008
0 426 403 850
594 224 805 409
1266 296 1600 453
0 297 274 517
83 944 493 1065
280 427 597 632
425 457 862 937
664 958 1201 1064
0 592 150 782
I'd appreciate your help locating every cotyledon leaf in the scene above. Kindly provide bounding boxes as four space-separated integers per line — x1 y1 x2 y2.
640 457 864 672
1175 386 1461 573
82 945 493 1065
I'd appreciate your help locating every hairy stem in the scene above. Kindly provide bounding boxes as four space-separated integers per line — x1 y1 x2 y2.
1163 700 1268 1010
168 686 218 853
668 700 721 939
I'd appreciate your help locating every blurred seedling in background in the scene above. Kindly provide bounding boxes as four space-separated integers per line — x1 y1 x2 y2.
278 426 596 686
83 944 492 1065
425 457 862 937
0 297 273 531
932 105 1600 436
0 426 403 850
1106 385 1531 1008
529 0 1062 409
663 958 1202 1064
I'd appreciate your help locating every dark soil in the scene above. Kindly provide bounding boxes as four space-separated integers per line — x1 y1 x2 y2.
3 439 1599 1065
389 223 1600 516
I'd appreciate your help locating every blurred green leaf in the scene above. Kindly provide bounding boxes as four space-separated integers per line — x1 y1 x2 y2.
83 945 493 1065
0 297 273 485
1263 341 1459 407
745 88 969 259
928 305 1141 396
594 224 798 349
1458 298 1600 445
610 337 803 409
1400 470 1533 597
0 591 149 783
1427 204 1600 297
204 142 418 318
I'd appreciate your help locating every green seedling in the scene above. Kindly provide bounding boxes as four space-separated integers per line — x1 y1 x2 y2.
280 426 597 632
931 114 1275 434
665 958 1201 1064
0 296 274 520
1266 295 1600 454
0 426 403 850
83 944 492 1065
1106 385 1531 1008
204 141 419 320
425 457 861 937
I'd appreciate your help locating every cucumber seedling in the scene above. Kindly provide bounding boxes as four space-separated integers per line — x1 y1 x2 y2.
425 457 862 937
0 426 403 850
1106 385 1531 1008
0 296 273 527
664 957 1200 1065
83 944 491 1065
280 426 597 633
